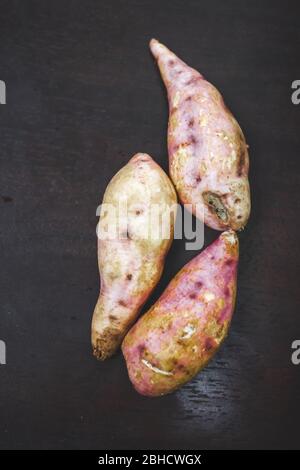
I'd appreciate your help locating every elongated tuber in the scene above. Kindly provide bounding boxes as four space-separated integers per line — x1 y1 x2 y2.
122 230 239 396
150 39 251 231
92 153 177 360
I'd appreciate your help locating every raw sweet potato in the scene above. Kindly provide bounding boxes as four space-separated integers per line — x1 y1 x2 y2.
122 230 239 396
92 153 177 360
150 39 251 231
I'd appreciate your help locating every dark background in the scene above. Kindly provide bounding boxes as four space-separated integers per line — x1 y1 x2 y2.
0 0 299 450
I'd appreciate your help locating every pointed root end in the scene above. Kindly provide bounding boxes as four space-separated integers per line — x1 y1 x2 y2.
92 327 122 361
149 38 164 59
130 153 152 164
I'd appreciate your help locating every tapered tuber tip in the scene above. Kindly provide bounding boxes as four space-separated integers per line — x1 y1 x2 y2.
220 230 239 254
129 153 152 164
92 337 120 361
93 345 108 361
92 326 123 361
149 38 158 46
149 38 166 59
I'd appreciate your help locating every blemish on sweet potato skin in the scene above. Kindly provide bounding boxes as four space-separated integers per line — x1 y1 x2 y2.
237 146 247 177
202 191 228 224
204 337 216 351
177 363 186 372
186 76 201 86
137 344 146 355
225 259 234 266
109 314 118 322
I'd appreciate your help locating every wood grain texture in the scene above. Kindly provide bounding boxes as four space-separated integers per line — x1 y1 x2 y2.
0 0 300 449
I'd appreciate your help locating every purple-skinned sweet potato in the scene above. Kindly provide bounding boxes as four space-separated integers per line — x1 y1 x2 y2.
92 153 177 360
122 230 239 396
150 39 251 231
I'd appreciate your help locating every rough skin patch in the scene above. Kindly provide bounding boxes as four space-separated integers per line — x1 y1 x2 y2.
92 153 177 360
150 39 251 231
122 230 239 396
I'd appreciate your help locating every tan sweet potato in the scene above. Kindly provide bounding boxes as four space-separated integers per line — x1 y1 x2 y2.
150 39 251 231
122 231 239 396
92 153 177 360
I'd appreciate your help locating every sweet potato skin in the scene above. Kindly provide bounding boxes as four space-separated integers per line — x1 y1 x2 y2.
150 39 251 231
92 153 177 360
122 231 239 396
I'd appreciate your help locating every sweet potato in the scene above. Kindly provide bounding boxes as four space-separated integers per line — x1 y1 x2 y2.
92 153 177 360
150 39 251 231
122 230 239 396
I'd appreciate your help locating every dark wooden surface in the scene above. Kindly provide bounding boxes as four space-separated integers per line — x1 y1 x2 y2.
0 0 300 450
